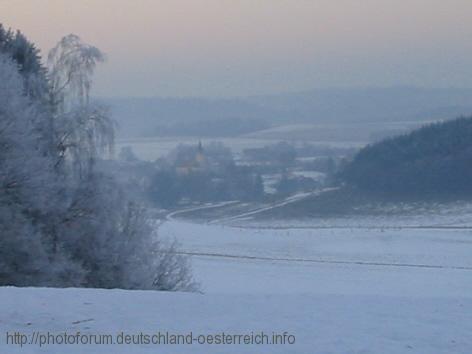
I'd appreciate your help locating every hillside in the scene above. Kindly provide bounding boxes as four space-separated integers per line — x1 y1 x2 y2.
2 286 471 354
103 88 472 138
3 215 472 353
341 116 472 199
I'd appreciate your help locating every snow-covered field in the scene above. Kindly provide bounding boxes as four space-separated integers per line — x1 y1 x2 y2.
2 216 472 353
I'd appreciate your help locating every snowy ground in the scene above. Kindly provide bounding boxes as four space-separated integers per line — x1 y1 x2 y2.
162 220 472 292
2 287 470 354
2 215 472 353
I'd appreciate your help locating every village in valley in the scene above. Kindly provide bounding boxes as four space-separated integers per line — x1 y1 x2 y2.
111 139 352 214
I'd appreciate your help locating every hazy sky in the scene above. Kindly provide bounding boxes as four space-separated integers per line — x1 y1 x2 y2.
1 0 472 97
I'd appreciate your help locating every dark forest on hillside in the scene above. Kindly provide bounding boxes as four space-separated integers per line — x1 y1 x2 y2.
341 117 472 199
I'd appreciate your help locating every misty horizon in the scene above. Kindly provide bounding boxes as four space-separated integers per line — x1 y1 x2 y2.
93 85 472 100
2 0 472 97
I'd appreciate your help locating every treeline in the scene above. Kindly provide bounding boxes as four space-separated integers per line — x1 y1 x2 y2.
341 116 472 198
0 25 195 291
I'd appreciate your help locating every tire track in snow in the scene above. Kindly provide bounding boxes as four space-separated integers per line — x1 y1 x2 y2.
209 187 339 225
166 201 239 221
175 251 472 271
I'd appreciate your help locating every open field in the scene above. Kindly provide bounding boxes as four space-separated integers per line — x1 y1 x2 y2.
3 212 472 353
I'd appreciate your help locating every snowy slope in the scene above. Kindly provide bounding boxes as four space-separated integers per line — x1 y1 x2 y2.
2 218 472 353
161 220 472 296
1 287 471 354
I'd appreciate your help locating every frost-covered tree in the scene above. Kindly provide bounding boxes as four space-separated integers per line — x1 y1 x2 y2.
47 34 113 175
0 54 49 284
0 53 83 286
48 34 104 109
0 24 49 101
45 34 196 290
0 29 196 291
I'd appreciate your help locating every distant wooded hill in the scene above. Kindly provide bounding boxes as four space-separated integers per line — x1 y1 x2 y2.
341 116 472 198
102 87 472 138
